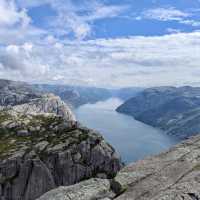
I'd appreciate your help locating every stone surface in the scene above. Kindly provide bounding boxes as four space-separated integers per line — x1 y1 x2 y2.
39 135 200 200
112 135 200 199
37 178 113 200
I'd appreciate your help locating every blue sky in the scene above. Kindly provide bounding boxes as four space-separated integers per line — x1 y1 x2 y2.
27 0 200 39
0 0 200 87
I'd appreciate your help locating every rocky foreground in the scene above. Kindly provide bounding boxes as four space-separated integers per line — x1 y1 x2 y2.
0 92 122 200
38 134 200 200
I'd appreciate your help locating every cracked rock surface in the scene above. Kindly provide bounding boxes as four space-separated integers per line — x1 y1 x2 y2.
39 135 200 200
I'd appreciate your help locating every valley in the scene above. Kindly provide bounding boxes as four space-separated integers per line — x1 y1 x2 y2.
75 98 178 163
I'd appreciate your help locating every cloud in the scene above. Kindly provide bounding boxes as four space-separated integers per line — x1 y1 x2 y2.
166 28 181 34
142 7 190 21
0 0 30 27
0 1 200 88
48 0 129 39
0 43 49 80
0 31 200 87
136 7 200 27
0 0 47 45
16 0 129 40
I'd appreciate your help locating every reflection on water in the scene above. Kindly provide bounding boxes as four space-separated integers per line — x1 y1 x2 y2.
75 98 179 163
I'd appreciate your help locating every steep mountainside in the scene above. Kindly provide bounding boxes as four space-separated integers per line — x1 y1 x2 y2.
0 82 122 200
38 134 200 200
111 87 143 101
117 86 200 139
33 84 112 108
34 83 143 108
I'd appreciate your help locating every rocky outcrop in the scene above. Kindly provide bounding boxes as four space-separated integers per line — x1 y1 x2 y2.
37 178 114 200
0 91 122 200
0 79 41 106
9 93 76 121
117 86 200 139
0 114 122 200
38 135 200 200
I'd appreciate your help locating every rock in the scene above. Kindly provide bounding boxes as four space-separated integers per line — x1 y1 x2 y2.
112 135 200 199
37 178 113 200
39 135 200 200
0 79 41 107
17 130 30 136
0 82 122 200
11 94 76 122
35 141 49 152
0 115 122 200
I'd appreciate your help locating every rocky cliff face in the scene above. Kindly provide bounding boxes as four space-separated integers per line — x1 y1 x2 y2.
0 89 122 200
117 86 200 139
0 79 41 106
38 134 200 200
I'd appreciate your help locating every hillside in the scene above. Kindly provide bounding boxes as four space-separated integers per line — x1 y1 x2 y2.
117 86 200 139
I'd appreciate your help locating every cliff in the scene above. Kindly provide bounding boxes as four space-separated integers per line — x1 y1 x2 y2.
117 86 200 139
0 91 122 200
38 134 200 200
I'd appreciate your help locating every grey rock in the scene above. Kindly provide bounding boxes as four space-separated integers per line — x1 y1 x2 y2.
39 135 200 200
35 141 49 152
17 130 30 136
112 135 200 200
11 93 76 122
0 79 41 107
37 178 112 200
0 115 122 200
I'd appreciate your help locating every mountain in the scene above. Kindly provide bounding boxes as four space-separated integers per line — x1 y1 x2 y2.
111 87 143 101
34 83 144 108
33 84 113 108
0 79 41 106
116 86 200 139
37 134 200 200
0 80 122 200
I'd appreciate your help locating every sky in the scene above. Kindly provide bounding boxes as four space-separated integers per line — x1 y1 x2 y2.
0 0 200 88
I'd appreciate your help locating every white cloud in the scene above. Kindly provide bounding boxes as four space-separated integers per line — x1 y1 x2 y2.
181 19 200 27
0 1 200 88
17 0 129 40
137 7 200 27
143 7 189 21
0 31 200 87
0 0 30 27
166 28 181 34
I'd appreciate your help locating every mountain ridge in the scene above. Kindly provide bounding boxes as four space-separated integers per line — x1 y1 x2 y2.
117 86 200 139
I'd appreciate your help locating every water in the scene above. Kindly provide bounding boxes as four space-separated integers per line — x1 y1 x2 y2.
75 98 179 164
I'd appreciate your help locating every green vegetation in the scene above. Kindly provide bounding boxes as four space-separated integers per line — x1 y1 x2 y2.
0 111 12 123
0 110 92 160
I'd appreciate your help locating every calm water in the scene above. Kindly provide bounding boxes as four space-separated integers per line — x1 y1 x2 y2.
75 98 179 164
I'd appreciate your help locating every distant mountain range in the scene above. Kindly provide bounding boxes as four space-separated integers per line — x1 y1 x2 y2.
33 84 142 108
117 86 200 139
0 79 142 109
